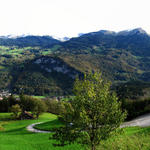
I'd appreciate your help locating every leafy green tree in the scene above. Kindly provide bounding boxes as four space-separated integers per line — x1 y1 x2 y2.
7 95 17 107
20 95 47 119
0 95 17 112
51 72 126 150
10 104 22 119
45 99 66 115
32 98 47 118
20 95 35 112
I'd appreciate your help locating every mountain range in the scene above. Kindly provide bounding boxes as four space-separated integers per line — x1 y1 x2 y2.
0 28 150 96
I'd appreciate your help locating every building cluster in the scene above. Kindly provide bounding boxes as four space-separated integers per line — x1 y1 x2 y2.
0 90 11 100
51 96 65 101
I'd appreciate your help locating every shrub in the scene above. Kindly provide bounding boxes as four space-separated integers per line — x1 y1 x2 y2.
45 99 65 115
10 104 22 119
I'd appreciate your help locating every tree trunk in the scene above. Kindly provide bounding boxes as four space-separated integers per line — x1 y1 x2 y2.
91 145 95 150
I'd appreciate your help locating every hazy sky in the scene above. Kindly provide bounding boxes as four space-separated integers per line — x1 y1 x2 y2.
0 0 150 37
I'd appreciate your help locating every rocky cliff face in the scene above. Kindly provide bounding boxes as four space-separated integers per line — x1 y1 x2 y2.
12 56 81 96
33 56 79 79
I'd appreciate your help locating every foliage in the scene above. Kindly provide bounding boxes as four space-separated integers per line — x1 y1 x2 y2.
0 95 17 112
1 29 150 96
45 99 66 115
10 104 22 119
115 81 150 100
32 98 47 118
122 98 150 120
19 95 35 111
51 72 126 150
60 28 150 56
114 81 150 120
0 36 61 47
20 95 47 118
11 56 76 96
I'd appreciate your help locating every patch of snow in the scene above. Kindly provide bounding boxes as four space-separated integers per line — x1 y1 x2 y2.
117 28 147 36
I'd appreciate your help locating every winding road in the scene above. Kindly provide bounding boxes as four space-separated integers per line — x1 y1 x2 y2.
27 113 150 133
27 122 51 133
121 113 150 128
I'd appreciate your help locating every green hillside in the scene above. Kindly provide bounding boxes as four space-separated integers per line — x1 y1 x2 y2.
1 28 150 96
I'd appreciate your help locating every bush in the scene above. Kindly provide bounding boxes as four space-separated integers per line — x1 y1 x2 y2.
10 104 22 119
0 95 17 112
45 99 66 115
20 95 47 118
32 99 47 118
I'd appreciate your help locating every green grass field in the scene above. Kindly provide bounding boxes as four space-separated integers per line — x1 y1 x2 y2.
0 113 82 150
1 113 150 150
34 119 63 131
31 96 47 99
98 127 150 150
14 95 47 99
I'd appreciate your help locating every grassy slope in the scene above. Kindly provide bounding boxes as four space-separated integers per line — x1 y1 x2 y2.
1 112 150 150
0 113 82 150
97 127 150 150
58 53 141 81
35 118 150 150
34 119 63 131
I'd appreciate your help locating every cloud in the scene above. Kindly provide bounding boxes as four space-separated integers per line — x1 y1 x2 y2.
0 0 149 37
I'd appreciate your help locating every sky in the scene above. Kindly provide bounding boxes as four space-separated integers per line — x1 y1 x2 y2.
0 0 150 38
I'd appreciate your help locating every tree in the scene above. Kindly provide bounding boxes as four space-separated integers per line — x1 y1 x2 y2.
10 104 22 119
32 98 47 118
20 95 47 119
20 95 35 112
51 72 126 150
45 99 66 115
0 95 17 112
7 95 17 107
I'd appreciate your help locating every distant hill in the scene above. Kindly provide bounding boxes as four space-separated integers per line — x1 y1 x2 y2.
52 28 150 82
11 56 81 96
59 28 150 56
1 28 150 96
0 35 61 47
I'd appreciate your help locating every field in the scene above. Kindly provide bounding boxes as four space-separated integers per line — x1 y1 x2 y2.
1 113 150 150
0 113 82 150
98 127 150 150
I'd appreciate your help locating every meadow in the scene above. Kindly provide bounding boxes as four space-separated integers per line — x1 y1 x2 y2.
0 113 82 150
1 113 150 150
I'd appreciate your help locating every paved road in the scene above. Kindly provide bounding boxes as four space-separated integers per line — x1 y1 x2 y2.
121 113 150 128
26 122 51 133
27 113 150 133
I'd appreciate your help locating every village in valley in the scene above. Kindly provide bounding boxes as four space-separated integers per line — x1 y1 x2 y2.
0 90 11 100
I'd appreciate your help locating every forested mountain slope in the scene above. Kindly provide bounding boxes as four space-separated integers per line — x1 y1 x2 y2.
0 28 150 96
